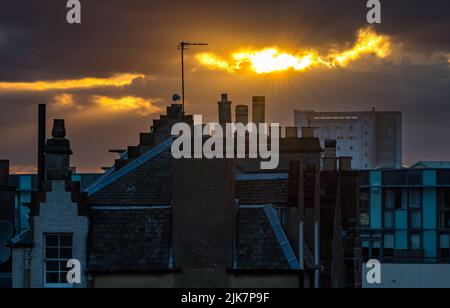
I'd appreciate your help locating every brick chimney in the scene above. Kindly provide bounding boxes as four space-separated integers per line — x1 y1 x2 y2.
45 119 73 181
235 105 249 125
338 157 352 171
323 139 337 171
252 96 265 125
218 94 232 126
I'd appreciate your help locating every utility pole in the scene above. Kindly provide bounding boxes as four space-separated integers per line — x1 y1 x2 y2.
178 42 208 113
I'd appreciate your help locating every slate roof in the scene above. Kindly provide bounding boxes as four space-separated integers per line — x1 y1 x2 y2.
88 151 174 205
237 208 289 269
88 207 172 272
86 140 295 272
235 179 288 206
87 206 290 271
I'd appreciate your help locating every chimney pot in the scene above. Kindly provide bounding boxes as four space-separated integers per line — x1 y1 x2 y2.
218 94 232 125
324 139 337 158
221 94 228 103
339 156 353 171
252 96 266 125
285 127 298 138
323 157 337 171
235 105 249 125
52 119 67 138
301 127 316 138
45 119 72 180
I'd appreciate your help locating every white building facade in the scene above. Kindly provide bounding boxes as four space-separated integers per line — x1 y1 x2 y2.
294 110 402 169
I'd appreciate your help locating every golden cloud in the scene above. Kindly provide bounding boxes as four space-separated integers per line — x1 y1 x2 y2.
92 95 162 116
0 73 144 93
196 27 392 74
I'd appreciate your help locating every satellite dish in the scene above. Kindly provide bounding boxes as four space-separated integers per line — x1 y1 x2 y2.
172 94 181 102
0 240 11 264
0 220 14 241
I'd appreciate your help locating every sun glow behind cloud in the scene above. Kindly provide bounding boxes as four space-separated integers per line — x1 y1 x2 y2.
196 27 392 74
92 95 162 116
0 73 144 93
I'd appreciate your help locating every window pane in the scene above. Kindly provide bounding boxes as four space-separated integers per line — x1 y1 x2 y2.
46 261 59 271
360 213 370 227
384 234 395 249
440 212 450 229
409 212 422 229
60 235 73 247
45 248 58 259
60 272 69 284
401 190 409 208
410 234 421 250
384 190 395 209
46 272 59 284
408 171 422 186
60 261 68 271
60 248 72 259
410 190 422 208
437 170 450 185
45 235 58 247
441 235 450 249
384 212 394 228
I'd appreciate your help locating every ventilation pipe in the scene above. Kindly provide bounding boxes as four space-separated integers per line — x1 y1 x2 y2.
38 104 46 190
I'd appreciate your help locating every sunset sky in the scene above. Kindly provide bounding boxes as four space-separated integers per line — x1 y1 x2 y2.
0 0 449 173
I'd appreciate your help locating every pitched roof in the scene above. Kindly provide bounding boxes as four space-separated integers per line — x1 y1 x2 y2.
236 178 289 206
88 207 172 272
237 207 290 270
87 206 293 272
85 137 174 195
410 161 450 169
88 150 174 205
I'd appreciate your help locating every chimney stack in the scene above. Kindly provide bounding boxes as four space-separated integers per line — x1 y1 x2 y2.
339 157 352 171
38 104 46 189
323 139 337 171
301 127 316 138
252 96 266 125
0 160 9 187
45 119 73 181
285 127 298 138
235 105 249 125
218 94 232 126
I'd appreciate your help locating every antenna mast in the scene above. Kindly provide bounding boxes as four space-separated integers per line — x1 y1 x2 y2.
178 41 208 113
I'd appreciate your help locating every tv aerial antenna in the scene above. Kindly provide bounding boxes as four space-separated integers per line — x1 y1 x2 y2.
177 42 208 113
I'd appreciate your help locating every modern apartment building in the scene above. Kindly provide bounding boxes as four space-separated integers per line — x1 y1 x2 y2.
360 165 450 288
294 110 402 169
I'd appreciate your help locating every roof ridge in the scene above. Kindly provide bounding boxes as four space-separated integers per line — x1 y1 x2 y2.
85 137 175 195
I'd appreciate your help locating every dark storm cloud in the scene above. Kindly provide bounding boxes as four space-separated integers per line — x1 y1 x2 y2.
0 0 449 171
0 0 448 80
